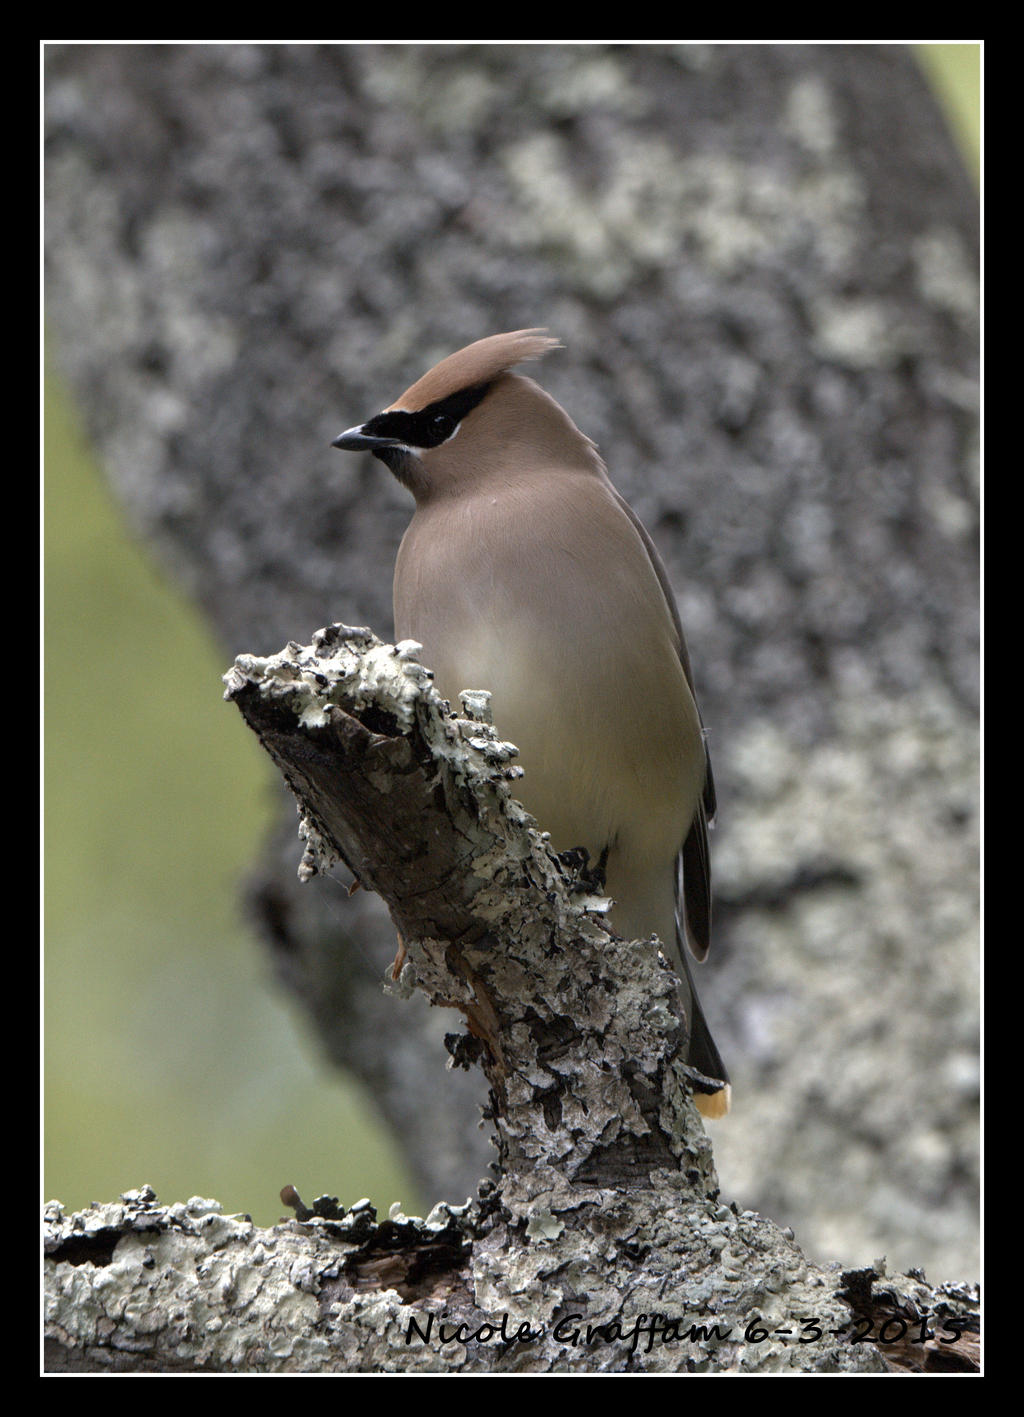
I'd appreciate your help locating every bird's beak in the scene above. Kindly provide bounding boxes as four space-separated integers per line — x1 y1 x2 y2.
331 425 402 452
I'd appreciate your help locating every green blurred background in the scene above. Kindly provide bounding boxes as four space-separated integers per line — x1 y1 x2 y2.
44 44 979 1228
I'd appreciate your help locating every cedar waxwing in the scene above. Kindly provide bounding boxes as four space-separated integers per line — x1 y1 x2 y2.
333 331 729 1118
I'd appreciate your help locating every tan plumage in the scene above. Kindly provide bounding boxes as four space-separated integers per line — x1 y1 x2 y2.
333 331 729 1117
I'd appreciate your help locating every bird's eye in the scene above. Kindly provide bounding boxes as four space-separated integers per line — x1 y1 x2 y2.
429 413 456 444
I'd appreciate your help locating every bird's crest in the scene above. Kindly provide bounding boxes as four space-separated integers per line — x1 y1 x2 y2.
388 330 561 413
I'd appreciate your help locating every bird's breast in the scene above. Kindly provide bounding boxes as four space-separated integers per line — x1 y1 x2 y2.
393 480 705 864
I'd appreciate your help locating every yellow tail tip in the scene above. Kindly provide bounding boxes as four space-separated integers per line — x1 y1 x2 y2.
695 1082 732 1120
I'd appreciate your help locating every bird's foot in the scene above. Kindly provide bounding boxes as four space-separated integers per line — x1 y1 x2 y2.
557 843 609 896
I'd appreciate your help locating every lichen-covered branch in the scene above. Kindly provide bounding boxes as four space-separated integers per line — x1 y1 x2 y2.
222 624 720 1196
44 624 979 1372
44 1186 980 1373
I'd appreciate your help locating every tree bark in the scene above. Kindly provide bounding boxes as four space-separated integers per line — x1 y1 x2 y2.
44 628 980 1372
44 42 979 1280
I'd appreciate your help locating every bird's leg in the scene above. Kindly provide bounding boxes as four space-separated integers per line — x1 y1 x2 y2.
557 843 609 896
390 930 408 981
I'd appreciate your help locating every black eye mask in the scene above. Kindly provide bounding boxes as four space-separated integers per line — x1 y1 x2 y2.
359 381 493 449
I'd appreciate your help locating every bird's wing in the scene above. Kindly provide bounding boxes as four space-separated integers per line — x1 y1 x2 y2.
605 482 716 962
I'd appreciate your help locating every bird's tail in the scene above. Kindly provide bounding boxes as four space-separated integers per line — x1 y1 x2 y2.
673 939 731 1119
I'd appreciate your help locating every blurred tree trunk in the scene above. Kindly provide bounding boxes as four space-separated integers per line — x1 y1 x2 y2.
44 43 978 1279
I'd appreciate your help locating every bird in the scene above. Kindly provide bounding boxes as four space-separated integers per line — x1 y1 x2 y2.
332 330 729 1118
